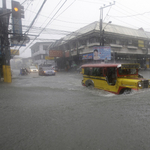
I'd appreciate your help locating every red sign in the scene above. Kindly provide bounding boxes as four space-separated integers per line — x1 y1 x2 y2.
65 51 70 57
49 50 63 57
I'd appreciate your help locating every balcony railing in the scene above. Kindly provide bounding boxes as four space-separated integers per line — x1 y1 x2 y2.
88 42 100 47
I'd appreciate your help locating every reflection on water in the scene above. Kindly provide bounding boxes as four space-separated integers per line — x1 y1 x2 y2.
11 71 150 98
1 70 150 150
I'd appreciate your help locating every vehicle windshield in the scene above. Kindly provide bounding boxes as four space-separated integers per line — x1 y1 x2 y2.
118 68 137 75
30 66 37 69
41 67 52 70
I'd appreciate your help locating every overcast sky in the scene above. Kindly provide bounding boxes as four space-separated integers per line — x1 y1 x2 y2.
1 0 150 57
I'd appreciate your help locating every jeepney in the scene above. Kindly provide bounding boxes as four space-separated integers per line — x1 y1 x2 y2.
81 63 150 94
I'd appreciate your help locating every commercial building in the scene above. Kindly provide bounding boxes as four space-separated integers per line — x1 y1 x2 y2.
49 21 150 69
30 42 55 67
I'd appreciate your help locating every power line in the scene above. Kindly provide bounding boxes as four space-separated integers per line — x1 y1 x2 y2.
20 0 68 55
113 2 150 28
77 0 112 4
108 11 150 18
54 0 76 20
39 0 63 28
103 5 112 21
25 0 47 34
23 8 89 25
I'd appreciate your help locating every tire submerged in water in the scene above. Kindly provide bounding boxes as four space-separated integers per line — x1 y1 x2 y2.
119 88 131 95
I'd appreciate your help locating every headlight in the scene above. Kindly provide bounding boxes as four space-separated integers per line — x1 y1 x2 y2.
138 81 142 87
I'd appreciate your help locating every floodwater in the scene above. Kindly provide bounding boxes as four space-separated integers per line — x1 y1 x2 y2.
0 70 150 150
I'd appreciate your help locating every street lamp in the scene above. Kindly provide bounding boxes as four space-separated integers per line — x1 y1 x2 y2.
99 1 115 46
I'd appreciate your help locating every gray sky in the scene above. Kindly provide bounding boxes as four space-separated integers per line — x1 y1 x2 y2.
1 0 150 57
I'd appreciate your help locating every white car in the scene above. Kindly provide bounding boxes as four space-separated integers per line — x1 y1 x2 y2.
29 66 38 73
39 66 55 76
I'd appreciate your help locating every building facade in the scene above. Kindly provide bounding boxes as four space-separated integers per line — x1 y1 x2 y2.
30 42 55 66
49 21 150 69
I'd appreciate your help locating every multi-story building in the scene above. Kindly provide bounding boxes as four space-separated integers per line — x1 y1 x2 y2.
49 21 150 69
30 42 55 67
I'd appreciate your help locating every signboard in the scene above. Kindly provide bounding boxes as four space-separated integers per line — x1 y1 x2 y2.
49 50 63 57
138 40 144 48
82 53 93 60
10 49 19 55
65 51 70 57
93 46 111 60
45 56 54 60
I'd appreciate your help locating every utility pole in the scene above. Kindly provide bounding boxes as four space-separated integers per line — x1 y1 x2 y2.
99 1 115 46
2 0 10 66
1 0 12 82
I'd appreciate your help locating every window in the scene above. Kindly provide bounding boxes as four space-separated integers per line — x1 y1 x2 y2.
84 67 104 76
118 68 137 75
116 39 120 44
43 45 48 50
79 39 86 46
92 68 103 76
89 37 98 44
132 40 138 47
128 40 132 45
84 67 91 75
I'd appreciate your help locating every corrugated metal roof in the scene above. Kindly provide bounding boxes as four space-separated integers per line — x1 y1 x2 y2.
104 23 147 39
58 21 150 46
62 22 97 43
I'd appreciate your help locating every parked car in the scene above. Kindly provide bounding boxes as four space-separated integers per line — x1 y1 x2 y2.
29 66 38 73
39 66 55 76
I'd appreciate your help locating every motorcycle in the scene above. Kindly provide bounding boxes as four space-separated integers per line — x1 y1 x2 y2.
20 68 28 75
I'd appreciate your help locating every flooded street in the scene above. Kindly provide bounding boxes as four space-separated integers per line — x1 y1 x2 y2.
1 70 150 150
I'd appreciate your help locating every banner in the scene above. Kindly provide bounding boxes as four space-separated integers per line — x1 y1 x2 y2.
65 51 70 57
138 40 144 48
93 46 111 60
82 53 93 60
49 50 63 57
45 56 54 60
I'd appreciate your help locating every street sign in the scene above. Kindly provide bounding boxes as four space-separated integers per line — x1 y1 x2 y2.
10 49 19 55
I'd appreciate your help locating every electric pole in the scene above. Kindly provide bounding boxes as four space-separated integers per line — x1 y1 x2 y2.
0 0 12 82
99 1 115 46
2 0 10 66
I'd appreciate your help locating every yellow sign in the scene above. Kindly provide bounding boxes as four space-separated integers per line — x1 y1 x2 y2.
10 49 19 55
138 40 144 48
45 56 54 60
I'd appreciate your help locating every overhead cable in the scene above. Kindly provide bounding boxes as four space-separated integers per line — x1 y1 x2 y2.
21 0 68 54
108 11 150 18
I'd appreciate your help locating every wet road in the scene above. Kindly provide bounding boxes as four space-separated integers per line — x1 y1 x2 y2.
0 70 150 150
